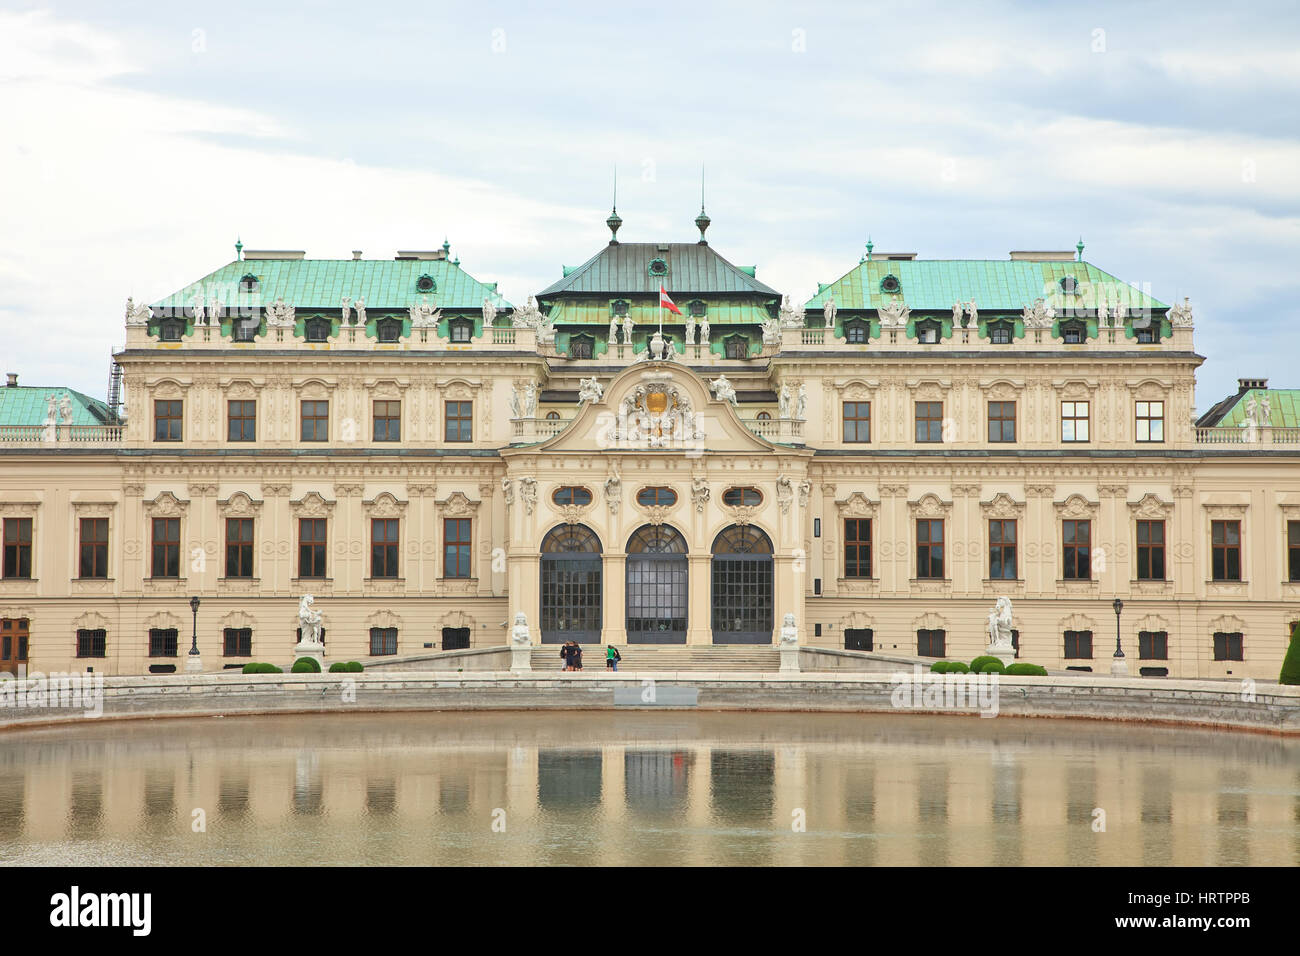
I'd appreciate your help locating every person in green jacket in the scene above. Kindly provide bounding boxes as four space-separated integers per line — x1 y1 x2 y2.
606 645 621 671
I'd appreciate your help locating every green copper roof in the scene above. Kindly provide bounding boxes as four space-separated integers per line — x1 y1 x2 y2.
547 298 771 326
0 387 112 427
1201 389 1300 428
805 259 1168 313
538 243 778 298
152 257 513 312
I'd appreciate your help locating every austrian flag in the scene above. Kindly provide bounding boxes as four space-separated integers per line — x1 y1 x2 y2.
659 286 681 315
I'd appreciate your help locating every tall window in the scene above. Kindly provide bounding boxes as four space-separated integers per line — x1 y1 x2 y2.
2 518 32 579
148 628 178 658
1062 519 1091 580
915 402 943 443
151 517 180 578
917 629 945 657
76 629 107 658
298 518 327 579
988 401 1016 443
1135 401 1164 442
444 518 471 578
1061 401 1090 442
1289 521 1300 582
989 519 1017 579
1064 630 1093 659
844 519 872 578
445 401 473 442
1211 520 1241 581
154 399 183 442
304 317 332 342
227 400 256 442
1213 631 1244 661
225 518 254 579
450 318 475 343
373 400 401 442
300 400 329 442
371 518 399 578
79 517 108 579
568 334 593 358
845 319 868 343
376 318 402 343
988 322 1013 344
370 628 398 656
916 519 944 579
223 628 252 657
724 335 749 360
842 402 871 443
1136 520 1165 581
1139 630 1168 660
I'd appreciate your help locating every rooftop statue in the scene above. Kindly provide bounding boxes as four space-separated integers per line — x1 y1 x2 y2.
824 295 837 329
710 374 738 406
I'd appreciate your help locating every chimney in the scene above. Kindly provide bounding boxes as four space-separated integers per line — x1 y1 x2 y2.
5 373 16 387
1238 377 1268 392
352 250 363 260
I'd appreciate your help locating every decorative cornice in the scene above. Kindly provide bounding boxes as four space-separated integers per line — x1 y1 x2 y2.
142 491 189 517
1127 493 1173 519
217 492 263 517
289 491 336 517
439 491 480 518
1053 493 1099 519
363 493 408 518
907 494 952 518
979 493 1025 519
835 492 879 518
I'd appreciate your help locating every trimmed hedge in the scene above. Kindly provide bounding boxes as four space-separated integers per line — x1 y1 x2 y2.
930 661 971 674
241 662 283 674
969 656 1006 674
291 657 322 673
1004 663 1048 677
1280 621 1300 686
328 661 365 673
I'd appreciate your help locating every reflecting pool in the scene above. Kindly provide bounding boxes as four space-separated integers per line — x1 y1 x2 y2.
1 712 1297 865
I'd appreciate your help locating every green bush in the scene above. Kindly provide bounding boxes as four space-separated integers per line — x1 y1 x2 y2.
930 661 950 673
242 662 283 674
347 661 364 672
1004 663 1048 677
291 657 322 673
945 661 970 674
327 661 365 673
1280 622 1300 686
969 656 1005 674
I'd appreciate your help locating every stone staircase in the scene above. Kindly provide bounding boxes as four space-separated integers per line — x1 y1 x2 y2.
531 644 781 673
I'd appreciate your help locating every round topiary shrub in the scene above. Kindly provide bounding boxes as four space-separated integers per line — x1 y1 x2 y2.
291 657 322 673
346 661 364 672
328 662 348 673
930 661 950 673
945 661 970 674
969 655 1004 674
1280 621 1300 686
242 662 283 674
1004 662 1048 677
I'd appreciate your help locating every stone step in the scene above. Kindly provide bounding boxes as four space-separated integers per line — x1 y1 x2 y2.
532 645 781 672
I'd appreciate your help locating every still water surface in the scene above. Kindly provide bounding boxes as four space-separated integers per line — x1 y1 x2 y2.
1 712 1297 865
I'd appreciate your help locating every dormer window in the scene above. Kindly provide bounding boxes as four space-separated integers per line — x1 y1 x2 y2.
1135 322 1160 344
416 274 436 293
724 334 749 359
988 321 1014 344
648 258 668 278
239 273 259 293
689 300 706 318
916 319 941 344
304 317 331 342
1059 276 1079 295
844 319 869 343
158 317 186 342
880 274 901 294
232 316 258 342
449 318 474 342
1060 320 1087 344
568 334 594 359
376 318 402 343
612 300 630 317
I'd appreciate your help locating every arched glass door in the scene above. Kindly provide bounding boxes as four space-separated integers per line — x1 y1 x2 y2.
540 525 602 644
711 525 774 644
626 525 688 644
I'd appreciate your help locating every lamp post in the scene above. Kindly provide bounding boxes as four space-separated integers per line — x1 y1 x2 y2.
186 595 204 673
1110 598 1128 676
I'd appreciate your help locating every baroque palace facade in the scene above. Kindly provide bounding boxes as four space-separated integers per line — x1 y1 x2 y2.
2 213 1299 679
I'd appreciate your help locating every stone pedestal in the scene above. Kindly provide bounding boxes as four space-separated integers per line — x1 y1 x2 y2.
779 644 800 673
986 645 1016 668
184 653 204 674
510 644 533 674
293 641 325 668
1110 654 1129 677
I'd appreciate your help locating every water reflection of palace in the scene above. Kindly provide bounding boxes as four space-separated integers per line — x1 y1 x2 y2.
0 713 1296 865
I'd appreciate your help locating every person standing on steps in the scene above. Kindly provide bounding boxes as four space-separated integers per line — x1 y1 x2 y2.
560 641 573 672
572 642 584 671
606 645 621 671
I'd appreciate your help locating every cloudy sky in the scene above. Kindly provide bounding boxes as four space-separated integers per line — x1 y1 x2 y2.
2 0 1297 410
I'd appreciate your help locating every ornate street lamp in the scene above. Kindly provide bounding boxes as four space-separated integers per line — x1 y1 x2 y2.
1111 598 1128 676
186 595 203 673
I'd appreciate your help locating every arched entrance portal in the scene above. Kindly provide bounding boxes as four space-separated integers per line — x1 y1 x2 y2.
626 525 688 644
540 525 603 644
711 525 774 644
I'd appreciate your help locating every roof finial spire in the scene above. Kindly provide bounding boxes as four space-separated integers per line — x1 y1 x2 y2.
861 237 873 263
1076 236 1084 261
606 166 622 245
235 236 243 260
694 163 711 245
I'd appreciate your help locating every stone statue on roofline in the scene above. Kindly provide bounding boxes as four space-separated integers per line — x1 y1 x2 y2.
879 299 909 329
965 300 978 327
483 296 497 327
609 316 620 345
354 296 366 324
58 394 73 425
341 296 351 324
824 295 837 329
709 374 738 406
1168 296 1194 328
685 314 696 345
578 377 604 404
125 297 152 326
952 301 963 326
699 318 710 345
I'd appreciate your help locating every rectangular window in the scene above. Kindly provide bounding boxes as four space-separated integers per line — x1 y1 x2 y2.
1136 520 1166 581
1139 630 1168 660
223 627 252 657
1064 629 1093 659
844 628 873 651
1061 401 1090 442
298 518 327 579
227 400 256 442
1213 631 1244 662
842 402 871 443
916 519 944 579
370 627 398 656
843 518 872 578
154 399 183 442
1211 520 1242 581
989 519 1017 580
915 401 943 443
371 518 399 578
445 401 473 442
444 518 471 578
1135 400 1165 442
917 629 945 657
987 401 1016 443
79 517 108 579
225 517 254 579
300 400 329 442
148 627 178 658
150 517 180 578
373 400 401 442
1063 519 1091 580
1290 521 1300 582
76 628 106 659
2 518 33 579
